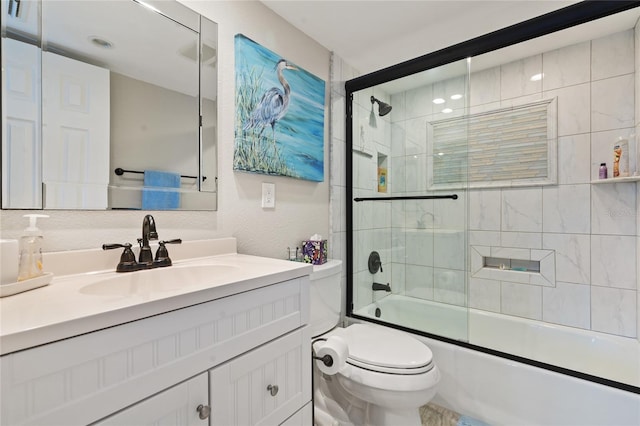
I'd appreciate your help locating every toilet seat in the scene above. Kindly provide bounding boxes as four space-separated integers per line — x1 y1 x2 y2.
341 324 434 375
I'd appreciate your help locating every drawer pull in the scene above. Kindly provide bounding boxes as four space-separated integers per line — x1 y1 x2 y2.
196 404 211 420
267 384 279 396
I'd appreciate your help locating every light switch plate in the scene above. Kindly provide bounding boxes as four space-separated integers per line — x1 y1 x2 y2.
262 183 275 208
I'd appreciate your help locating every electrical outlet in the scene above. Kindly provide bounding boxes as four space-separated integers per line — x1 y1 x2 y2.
262 183 275 208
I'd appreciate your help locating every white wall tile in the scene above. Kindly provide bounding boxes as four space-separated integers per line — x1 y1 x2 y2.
435 191 466 230
591 235 637 289
390 228 406 264
391 262 406 295
434 268 466 306
469 277 501 312
469 189 501 231
502 188 543 232
469 230 501 247
542 233 590 284
500 55 542 100
542 281 590 329
501 232 542 249
390 122 406 157
405 117 428 156
470 67 500 106
390 92 406 123
591 183 637 235
591 285 637 338
542 41 590 91
330 185 345 233
542 184 590 234
544 83 590 137
433 231 465 270
389 155 406 193
591 29 635 81
405 84 433 120
501 282 542 320
405 264 434 300
557 133 591 184
405 230 433 267
591 74 635 132
405 154 428 192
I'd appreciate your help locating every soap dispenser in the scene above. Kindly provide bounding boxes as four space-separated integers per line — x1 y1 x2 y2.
17 214 48 281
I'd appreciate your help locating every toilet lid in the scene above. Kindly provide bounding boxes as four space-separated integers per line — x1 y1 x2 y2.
343 324 434 374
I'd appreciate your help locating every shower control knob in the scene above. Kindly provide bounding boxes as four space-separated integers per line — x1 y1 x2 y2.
368 251 383 274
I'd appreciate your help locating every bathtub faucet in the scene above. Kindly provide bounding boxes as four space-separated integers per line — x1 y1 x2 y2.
372 282 391 292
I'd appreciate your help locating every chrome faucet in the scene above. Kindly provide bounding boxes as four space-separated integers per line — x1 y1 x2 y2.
138 214 158 265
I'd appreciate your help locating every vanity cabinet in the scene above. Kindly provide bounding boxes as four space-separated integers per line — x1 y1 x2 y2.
94 373 209 425
0 277 311 426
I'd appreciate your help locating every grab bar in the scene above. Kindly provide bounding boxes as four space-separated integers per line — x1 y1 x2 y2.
354 194 457 202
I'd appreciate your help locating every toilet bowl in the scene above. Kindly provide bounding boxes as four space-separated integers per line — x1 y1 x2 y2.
310 260 440 426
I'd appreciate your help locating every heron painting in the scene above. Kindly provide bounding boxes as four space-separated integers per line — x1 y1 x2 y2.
234 34 325 182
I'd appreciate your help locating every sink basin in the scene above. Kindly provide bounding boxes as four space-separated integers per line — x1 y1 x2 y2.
79 264 239 297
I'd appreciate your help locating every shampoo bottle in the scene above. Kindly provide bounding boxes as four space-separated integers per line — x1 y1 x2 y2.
17 214 48 281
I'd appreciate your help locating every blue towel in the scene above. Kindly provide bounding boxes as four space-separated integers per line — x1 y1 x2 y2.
142 170 180 209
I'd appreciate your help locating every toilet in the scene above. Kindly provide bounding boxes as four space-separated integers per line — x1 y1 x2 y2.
310 260 440 426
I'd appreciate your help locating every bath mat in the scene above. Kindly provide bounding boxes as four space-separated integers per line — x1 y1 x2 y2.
420 403 491 426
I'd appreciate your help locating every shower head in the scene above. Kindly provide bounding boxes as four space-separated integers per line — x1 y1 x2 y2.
371 96 392 117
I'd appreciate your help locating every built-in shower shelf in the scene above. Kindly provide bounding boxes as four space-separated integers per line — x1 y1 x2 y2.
591 176 640 184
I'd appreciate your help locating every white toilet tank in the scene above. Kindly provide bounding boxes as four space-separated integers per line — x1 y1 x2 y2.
309 259 342 337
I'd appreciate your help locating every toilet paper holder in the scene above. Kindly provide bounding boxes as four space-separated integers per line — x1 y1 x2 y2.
313 353 334 367
312 337 334 367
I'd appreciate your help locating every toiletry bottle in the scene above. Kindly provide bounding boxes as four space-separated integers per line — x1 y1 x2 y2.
614 137 629 177
599 163 607 179
17 214 48 281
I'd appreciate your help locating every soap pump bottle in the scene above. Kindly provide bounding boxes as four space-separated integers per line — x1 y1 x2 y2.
17 214 48 281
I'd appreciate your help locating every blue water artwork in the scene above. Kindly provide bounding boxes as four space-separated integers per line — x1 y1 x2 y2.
234 34 325 182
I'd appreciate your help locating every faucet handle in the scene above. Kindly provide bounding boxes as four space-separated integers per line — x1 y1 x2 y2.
102 243 141 272
154 239 182 267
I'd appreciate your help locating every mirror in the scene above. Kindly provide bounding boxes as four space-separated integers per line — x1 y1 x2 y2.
1 0 218 210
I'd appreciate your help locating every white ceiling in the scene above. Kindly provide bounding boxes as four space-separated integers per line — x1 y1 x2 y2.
261 0 580 75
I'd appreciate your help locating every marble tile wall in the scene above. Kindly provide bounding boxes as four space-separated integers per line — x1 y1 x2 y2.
388 29 638 339
467 29 638 338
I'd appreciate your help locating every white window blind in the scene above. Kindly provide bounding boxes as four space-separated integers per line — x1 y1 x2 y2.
427 98 557 189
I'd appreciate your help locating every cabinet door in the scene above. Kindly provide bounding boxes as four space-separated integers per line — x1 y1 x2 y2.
280 402 312 426
94 373 209 426
209 327 311 426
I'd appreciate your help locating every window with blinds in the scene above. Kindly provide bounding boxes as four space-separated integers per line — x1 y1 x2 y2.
427 98 557 189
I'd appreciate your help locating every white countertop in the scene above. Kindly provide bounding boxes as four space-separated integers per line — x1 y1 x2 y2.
0 241 312 355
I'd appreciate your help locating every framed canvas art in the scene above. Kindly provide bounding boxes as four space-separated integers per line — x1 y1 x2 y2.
234 34 325 182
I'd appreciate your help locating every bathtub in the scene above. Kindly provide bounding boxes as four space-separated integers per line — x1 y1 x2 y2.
357 294 640 387
354 294 640 425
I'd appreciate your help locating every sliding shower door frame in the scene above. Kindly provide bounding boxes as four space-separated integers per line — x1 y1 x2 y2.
345 0 640 395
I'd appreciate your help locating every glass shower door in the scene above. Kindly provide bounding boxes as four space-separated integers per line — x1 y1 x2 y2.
349 59 470 342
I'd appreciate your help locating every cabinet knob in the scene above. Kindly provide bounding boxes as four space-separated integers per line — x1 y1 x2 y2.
196 404 211 420
267 384 279 396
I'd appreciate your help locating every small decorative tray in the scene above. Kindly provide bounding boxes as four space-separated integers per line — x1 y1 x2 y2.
0 272 53 298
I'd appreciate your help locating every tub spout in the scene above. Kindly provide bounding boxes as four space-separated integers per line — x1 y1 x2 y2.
372 282 391 292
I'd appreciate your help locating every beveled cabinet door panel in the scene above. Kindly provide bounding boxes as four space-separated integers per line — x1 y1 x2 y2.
209 327 312 426
94 373 209 426
1 38 42 208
